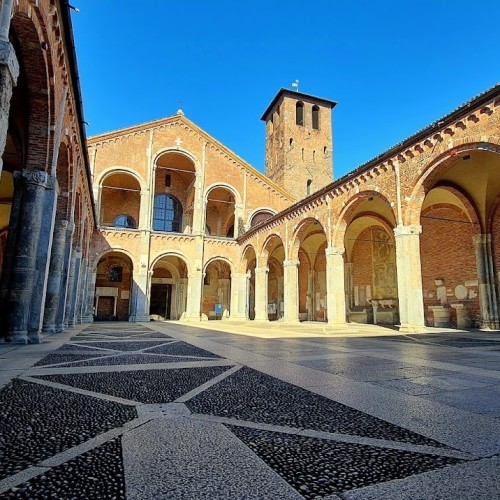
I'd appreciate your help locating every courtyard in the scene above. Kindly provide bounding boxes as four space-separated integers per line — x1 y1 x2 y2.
0 322 499 499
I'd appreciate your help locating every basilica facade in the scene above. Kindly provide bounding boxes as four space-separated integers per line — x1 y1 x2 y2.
0 1 499 344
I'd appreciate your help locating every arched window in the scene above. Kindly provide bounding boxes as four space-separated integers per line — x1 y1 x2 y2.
153 194 183 232
312 105 319 129
109 266 123 282
250 210 274 227
113 214 137 229
296 101 304 126
307 179 312 196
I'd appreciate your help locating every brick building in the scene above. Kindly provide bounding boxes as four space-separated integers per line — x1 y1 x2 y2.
0 1 499 344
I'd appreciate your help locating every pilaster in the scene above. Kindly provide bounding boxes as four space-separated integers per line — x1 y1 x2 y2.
129 271 151 322
393 224 426 333
184 271 203 321
229 272 248 320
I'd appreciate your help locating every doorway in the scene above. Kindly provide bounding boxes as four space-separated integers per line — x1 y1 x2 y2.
150 284 172 319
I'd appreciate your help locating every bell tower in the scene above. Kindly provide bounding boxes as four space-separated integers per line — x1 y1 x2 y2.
261 89 336 200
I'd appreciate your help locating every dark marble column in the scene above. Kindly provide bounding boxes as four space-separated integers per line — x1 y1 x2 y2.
0 36 19 176
65 248 81 328
28 176 57 341
42 219 69 333
4 170 49 343
55 222 74 332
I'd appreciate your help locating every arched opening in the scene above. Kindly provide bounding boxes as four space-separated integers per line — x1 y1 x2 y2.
262 236 285 321
150 255 188 320
153 193 183 232
154 151 196 233
306 179 312 196
250 209 274 228
202 259 231 320
205 187 236 238
294 220 328 322
242 246 256 320
94 252 133 321
312 105 319 130
296 101 304 126
100 172 140 228
416 148 500 329
342 194 398 325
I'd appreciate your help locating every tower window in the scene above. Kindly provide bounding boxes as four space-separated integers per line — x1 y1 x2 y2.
289 138 293 146
307 179 312 196
301 148 304 161
165 174 171 188
296 101 304 126
312 105 319 129
313 150 316 162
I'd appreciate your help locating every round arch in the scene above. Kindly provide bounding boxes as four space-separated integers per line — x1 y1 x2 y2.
204 182 242 206
289 217 327 261
150 251 193 275
259 233 285 266
153 147 200 173
406 141 500 226
203 256 234 274
97 167 147 192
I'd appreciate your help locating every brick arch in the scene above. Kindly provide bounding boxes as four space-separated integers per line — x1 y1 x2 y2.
422 183 482 233
150 251 192 275
91 248 136 272
10 9 53 171
205 182 242 206
98 167 147 193
406 140 500 226
259 233 285 267
289 217 327 260
153 147 200 172
239 244 257 273
203 256 234 275
333 190 396 248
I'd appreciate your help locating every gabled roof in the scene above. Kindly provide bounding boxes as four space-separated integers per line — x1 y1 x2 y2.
261 88 337 121
88 114 295 201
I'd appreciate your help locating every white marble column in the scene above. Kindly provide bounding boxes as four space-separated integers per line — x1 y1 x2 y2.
129 271 150 322
326 247 347 325
474 234 499 330
185 271 203 321
82 268 96 323
229 272 248 320
283 260 299 323
254 266 269 321
394 224 426 332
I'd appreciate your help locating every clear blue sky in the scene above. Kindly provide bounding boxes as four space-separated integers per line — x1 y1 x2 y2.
72 1 499 179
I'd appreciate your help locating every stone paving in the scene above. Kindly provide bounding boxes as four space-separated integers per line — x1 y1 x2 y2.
0 322 500 499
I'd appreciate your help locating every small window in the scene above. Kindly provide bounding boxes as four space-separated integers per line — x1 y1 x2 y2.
323 146 327 155
313 150 316 162
301 148 304 161
114 215 136 229
109 266 123 282
307 179 312 196
289 138 293 146
312 105 319 130
165 174 171 188
296 101 304 126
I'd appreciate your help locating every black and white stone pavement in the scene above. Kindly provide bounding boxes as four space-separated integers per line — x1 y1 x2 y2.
1 322 500 499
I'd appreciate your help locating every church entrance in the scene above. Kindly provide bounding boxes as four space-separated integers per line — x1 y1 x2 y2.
150 284 172 319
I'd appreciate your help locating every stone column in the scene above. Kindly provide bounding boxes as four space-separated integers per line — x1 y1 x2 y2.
129 271 151 322
326 247 347 325
394 224 426 332
43 219 69 332
218 278 231 319
55 222 74 332
5 171 50 343
307 270 315 320
75 257 88 324
254 266 269 321
474 234 499 330
82 268 96 323
229 272 248 320
283 260 299 323
66 249 82 327
28 177 58 339
185 271 203 321
0 7 20 176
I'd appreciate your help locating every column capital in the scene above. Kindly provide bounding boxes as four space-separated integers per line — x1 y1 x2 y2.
255 266 269 274
283 259 299 267
473 233 491 244
393 224 422 237
17 169 49 187
325 246 345 257
0 39 19 83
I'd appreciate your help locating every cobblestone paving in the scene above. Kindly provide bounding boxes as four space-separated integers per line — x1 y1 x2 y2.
1 323 498 498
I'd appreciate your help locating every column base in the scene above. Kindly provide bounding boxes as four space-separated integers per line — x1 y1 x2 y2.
42 324 57 334
6 330 28 344
398 324 427 333
182 314 202 322
227 315 248 321
81 315 94 324
282 319 300 324
28 331 43 344
129 315 151 323
55 324 65 333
